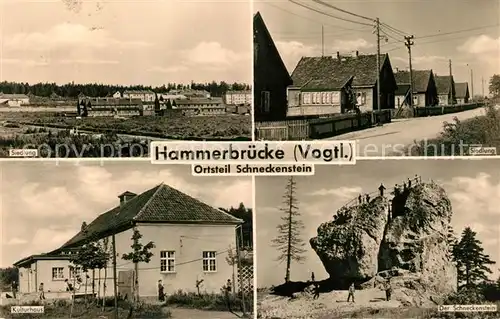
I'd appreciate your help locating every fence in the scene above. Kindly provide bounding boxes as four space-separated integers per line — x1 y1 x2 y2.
255 109 392 140
414 102 484 117
238 264 254 294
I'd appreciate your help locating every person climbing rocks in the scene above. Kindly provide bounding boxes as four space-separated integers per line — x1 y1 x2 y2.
378 183 386 197
384 279 392 301
407 178 412 188
358 194 362 204
403 182 407 191
347 283 355 303
311 272 315 283
394 185 399 197
313 282 320 300
365 194 370 203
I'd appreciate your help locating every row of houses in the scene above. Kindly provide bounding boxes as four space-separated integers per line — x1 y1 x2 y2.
253 12 471 122
14 183 250 298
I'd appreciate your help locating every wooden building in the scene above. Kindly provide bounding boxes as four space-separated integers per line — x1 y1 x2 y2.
454 82 470 104
434 75 456 106
394 70 438 107
253 12 293 121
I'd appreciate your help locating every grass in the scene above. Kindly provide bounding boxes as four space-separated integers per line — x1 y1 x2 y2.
406 103 500 156
0 112 251 140
0 298 171 318
165 290 254 313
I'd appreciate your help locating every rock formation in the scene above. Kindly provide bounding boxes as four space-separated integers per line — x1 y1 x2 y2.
310 182 457 303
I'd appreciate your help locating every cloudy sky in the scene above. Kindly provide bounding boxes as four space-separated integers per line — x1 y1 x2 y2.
256 159 500 287
0 161 252 268
255 0 499 95
0 0 252 86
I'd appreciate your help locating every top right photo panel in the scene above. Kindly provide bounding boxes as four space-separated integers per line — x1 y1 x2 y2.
253 0 500 157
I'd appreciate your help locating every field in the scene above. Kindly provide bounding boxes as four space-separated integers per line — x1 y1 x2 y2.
0 112 252 140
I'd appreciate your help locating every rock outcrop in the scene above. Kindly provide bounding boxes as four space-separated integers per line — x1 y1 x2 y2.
310 196 389 286
310 181 457 301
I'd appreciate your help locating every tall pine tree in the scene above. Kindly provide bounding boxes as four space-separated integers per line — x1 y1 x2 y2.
272 176 306 283
452 227 496 290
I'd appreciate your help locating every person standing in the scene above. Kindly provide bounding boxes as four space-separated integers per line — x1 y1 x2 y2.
365 194 370 203
224 279 232 312
347 283 355 303
158 280 165 302
11 281 18 299
378 183 386 197
311 272 315 283
358 194 362 204
408 178 412 188
385 279 392 301
38 283 45 301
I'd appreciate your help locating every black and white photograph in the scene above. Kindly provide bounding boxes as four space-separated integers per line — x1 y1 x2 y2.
255 160 500 318
0 162 254 318
253 0 500 157
0 0 252 158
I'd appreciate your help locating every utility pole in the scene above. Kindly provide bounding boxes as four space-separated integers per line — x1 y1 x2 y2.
375 17 381 124
236 225 247 316
470 68 474 97
448 59 454 105
321 25 324 56
404 35 415 110
112 234 118 319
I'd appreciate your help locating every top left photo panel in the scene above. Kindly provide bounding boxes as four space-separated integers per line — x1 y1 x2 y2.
0 0 253 158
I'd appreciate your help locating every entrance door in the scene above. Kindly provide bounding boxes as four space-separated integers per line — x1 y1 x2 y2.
117 270 134 301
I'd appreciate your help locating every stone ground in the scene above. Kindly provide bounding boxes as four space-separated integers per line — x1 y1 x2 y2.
258 288 407 319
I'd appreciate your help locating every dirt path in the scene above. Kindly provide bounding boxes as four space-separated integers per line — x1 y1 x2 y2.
169 308 246 319
259 288 402 319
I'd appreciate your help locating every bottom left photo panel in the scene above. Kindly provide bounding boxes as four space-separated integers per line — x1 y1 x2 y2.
0 161 254 319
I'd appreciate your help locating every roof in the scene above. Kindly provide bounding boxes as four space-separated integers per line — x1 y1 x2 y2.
301 75 354 91
394 70 433 93
14 253 72 268
123 90 155 95
0 94 29 99
291 54 389 88
82 98 143 106
226 90 251 94
434 75 454 95
119 191 137 197
175 97 224 105
395 84 410 96
59 183 242 250
455 82 469 98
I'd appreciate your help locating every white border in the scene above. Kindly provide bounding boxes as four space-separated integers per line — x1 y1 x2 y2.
252 175 258 319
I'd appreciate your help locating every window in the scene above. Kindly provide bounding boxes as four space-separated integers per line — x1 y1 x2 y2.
261 91 270 113
69 267 81 280
302 92 311 104
160 251 176 273
413 95 418 105
52 267 64 280
202 251 217 272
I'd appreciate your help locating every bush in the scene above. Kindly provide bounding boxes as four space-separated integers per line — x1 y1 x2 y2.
0 298 171 318
408 104 500 156
165 290 253 312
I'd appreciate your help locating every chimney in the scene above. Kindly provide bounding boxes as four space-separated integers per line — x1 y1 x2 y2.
355 51 359 57
337 52 340 60
118 191 137 206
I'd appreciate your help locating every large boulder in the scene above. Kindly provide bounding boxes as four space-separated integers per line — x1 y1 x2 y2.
378 182 457 295
310 196 389 285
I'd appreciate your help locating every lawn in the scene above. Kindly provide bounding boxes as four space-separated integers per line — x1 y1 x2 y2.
0 112 252 140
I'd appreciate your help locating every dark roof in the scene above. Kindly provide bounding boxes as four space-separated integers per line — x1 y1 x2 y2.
455 82 469 98
301 75 354 91
395 84 410 96
59 183 242 249
434 75 454 95
291 54 389 88
394 70 432 93
82 98 143 106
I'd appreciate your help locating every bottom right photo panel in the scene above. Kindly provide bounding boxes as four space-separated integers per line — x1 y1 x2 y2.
255 160 500 319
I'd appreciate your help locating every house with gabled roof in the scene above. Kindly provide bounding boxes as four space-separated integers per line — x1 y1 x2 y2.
254 12 293 121
290 52 398 114
14 183 243 298
394 69 438 107
454 82 470 104
434 75 456 106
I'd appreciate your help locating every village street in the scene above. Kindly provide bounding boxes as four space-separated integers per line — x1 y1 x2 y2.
325 106 499 156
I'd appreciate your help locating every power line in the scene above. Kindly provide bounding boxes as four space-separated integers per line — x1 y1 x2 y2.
311 0 374 22
380 22 408 36
288 0 374 27
380 29 403 43
263 1 370 32
416 23 500 39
